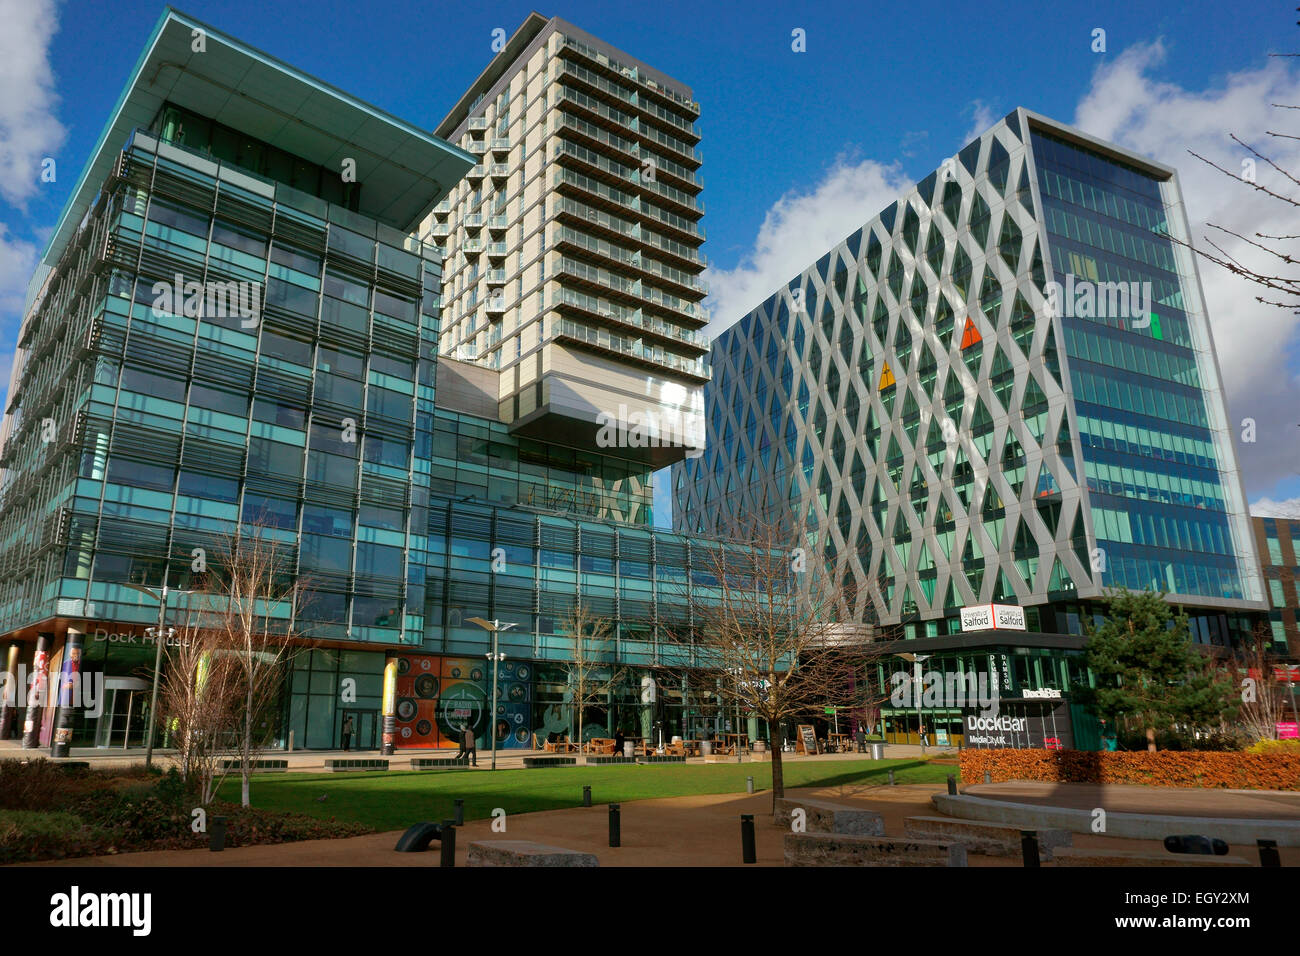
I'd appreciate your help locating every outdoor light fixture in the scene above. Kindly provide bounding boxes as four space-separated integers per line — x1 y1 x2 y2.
897 652 931 753
123 579 200 770
467 617 517 771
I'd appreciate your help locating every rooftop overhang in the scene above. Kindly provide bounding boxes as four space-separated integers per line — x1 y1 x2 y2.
40 6 474 274
434 11 551 140
1020 107 1176 181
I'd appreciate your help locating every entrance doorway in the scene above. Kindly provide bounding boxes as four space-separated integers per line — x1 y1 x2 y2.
340 709 378 751
94 677 151 748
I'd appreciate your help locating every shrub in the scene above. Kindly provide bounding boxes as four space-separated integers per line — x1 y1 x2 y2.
0 810 107 864
960 748 1300 790
0 759 68 811
1249 739 1300 755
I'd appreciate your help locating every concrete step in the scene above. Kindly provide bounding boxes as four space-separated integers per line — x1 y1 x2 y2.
785 831 967 867
903 815 1072 858
467 840 599 867
773 797 885 836
1052 848 1250 867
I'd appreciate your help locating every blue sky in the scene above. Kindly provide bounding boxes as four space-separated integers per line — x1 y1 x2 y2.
2 0 1297 525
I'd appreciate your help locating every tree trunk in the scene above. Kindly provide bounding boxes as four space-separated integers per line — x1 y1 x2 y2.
242 685 253 806
1146 726 1157 753
769 722 785 813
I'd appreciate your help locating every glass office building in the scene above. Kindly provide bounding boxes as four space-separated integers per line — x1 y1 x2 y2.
0 10 744 753
673 109 1267 744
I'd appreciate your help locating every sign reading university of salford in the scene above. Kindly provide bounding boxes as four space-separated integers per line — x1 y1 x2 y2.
959 604 1027 632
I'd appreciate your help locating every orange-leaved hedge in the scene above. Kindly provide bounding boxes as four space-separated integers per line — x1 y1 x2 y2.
959 749 1300 790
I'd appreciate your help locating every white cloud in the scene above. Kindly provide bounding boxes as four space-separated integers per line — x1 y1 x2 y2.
0 224 37 412
961 99 999 147
0 0 65 208
1071 40 1300 498
704 154 915 338
1250 496 1300 518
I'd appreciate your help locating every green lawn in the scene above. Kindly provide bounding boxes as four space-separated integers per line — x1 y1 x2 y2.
215 758 952 831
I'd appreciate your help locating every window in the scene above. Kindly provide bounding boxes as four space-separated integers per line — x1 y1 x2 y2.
1270 579 1287 608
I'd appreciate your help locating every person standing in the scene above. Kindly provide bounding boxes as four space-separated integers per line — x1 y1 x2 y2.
457 721 477 766
341 714 354 752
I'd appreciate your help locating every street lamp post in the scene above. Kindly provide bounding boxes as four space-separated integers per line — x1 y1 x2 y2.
123 579 169 770
898 652 931 753
467 617 517 771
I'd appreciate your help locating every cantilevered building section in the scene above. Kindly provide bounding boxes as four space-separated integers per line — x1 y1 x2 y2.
424 13 709 466
674 108 1266 644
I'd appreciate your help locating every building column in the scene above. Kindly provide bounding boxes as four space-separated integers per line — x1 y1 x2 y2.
21 633 52 749
51 629 85 758
0 642 20 739
380 656 398 755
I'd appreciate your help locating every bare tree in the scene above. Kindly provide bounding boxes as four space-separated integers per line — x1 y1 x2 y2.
671 515 891 810
191 521 313 806
1226 627 1295 741
158 617 242 804
558 600 625 752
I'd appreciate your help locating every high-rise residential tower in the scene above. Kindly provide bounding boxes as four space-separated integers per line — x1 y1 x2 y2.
424 13 709 465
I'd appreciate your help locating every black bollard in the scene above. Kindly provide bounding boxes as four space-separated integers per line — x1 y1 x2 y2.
209 816 227 852
583 785 592 808
454 798 464 826
887 769 895 786
1020 830 1040 868
1257 839 1281 868
609 803 621 847
440 821 456 867
740 814 756 864
946 774 957 795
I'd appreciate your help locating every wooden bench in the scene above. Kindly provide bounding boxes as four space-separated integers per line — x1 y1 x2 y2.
324 758 389 772
219 758 288 773
467 840 599 867
773 797 885 836
785 832 967 867
903 816 1072 859
410 756 470 770
523 756 577 767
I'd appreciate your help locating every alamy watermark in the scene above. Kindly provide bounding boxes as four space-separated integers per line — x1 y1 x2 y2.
1044 274 1152 328
595 404 704 458
889 668 999 717
152 273 261 328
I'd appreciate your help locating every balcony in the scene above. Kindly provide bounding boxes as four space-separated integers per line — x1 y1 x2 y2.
488 215 509 230
433 199 451 214
429 223 450 238
556 34 700 116
466 165 485 180
490 137 511 153
488 163 510 179
468 117 488 131
486 242 509 257
551 316 710 382
486 269 507 284
462 239 484 255
485 296 507 315
463 213 484 229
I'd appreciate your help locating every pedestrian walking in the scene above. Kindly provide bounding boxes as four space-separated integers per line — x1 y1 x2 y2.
341 714 354 752
457 721 477 766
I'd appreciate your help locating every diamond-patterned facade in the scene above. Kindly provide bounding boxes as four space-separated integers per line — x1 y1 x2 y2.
675 109 1265 634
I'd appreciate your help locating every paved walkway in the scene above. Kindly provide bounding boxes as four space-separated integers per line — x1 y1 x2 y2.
18 781 1299 868
0 737 954 771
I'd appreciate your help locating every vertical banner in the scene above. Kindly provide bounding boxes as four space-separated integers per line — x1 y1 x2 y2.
0 642 20 739
380 656 398 755
51 629 84 758
22 634 52 749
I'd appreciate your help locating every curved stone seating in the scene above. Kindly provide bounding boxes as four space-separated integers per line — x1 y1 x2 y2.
785 832 967 867
773 797 885 836
467 840 599 867
904 815 1072 859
